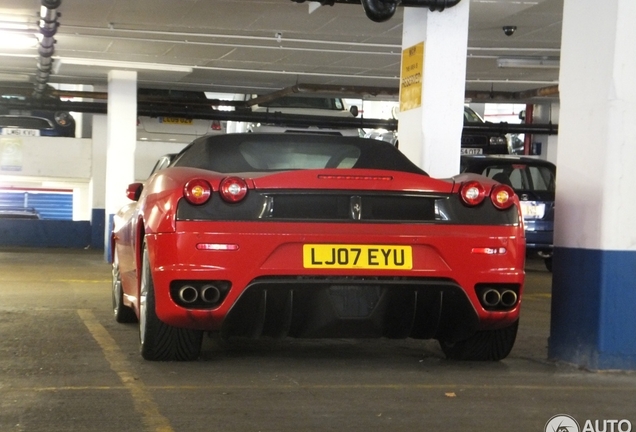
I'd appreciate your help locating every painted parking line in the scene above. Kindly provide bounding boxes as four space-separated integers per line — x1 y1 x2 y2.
0 279 110 284
523 293 552 300
59 279 111 283
77 309 174 432
16 383 636 393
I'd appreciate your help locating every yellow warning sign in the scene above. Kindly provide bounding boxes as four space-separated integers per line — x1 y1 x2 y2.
399 42 424 112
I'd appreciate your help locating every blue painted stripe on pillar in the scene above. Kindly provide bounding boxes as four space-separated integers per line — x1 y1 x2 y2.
91 208 105 250
549 247 636 370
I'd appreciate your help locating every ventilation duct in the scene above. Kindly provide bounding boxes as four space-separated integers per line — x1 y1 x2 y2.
291 0 462 23
34 0 61 98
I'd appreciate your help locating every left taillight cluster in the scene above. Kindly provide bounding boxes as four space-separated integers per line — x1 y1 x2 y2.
459 181 515 210
183 177 248 205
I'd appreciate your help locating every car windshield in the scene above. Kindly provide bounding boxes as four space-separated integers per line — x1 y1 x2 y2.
463 107 484 124
172 134 427 175
481 164 555 192
259 96 344 110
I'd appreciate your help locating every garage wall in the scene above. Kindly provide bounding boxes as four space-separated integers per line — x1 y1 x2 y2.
0 135 186 249
0 136 91 178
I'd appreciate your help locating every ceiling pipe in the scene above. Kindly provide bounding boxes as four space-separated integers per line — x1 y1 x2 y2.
291 0 462 22
360 0 398 23
245 83 398 107
34 0 61 98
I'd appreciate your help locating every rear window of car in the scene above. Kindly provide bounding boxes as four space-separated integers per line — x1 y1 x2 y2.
172 134 427 175
0 116 53 129
480 164 555 192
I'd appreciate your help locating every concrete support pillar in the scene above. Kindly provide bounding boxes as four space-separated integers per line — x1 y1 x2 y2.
397 1 470 178
532 103 559 163
91 115 107 250
104 70 137 261
549 0 636 370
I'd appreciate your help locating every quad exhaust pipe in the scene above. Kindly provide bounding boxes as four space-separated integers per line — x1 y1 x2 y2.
177 284 222 305
200 285 221 304
178 285 199 304
480 288 518 309
481 289 501 308
500 290 518 308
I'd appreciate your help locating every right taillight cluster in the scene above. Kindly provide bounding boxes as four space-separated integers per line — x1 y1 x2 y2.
460 181 515 210
183 177 249 206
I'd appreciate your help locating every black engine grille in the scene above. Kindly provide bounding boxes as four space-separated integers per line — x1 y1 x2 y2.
268 194 435 221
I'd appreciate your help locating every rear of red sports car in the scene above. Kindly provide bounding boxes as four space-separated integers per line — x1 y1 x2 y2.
112 133 525 361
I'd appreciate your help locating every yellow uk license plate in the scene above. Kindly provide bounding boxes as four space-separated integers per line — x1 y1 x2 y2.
303 244 412 269
160 117 193 125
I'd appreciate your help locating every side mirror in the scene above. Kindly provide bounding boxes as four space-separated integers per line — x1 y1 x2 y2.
126 183 144 201
350 105 359 117
518 110 526 121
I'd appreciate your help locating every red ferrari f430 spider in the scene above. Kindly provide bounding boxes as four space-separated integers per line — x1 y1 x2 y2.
111 133 525 361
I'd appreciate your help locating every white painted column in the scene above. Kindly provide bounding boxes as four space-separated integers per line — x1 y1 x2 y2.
549 0 636 370
532 103 559 163
397 1 470 178
91 115 107 251
104 70 137 260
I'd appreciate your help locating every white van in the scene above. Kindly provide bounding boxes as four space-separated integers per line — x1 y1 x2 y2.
137 89 227 143
248 95 362 137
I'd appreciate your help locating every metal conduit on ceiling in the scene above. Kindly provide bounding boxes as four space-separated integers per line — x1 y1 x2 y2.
291 0 462 22
34 0 61 98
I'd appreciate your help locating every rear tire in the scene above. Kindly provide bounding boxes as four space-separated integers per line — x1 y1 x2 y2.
439 320 519 361
139 243 203 361
112 251 137 323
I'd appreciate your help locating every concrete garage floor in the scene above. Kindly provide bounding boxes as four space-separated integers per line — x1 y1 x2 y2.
1 248 635 432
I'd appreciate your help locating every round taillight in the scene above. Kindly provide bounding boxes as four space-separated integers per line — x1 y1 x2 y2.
490 184 515 209
184 179 212 205
219 176 248 203
459 181 486 206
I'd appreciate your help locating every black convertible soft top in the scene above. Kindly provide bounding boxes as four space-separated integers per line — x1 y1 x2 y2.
172 133 428 176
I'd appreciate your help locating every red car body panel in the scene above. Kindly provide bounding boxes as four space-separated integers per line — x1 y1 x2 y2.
140 222 524 331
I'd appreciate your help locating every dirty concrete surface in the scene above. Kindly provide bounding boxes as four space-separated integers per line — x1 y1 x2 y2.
1 248 634 432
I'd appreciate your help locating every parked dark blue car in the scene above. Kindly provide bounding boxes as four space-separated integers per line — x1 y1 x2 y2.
0 83 76 137
461 155 556 271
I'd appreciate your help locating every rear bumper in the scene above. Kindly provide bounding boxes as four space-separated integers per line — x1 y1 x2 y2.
525 220 553 250
146 221 525 340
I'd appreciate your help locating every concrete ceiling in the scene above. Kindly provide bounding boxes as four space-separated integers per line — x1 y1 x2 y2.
0 0 563 101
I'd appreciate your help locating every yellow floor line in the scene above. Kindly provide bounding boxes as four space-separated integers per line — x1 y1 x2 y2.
59 279 110 283
77 309 174 432
10 383 636 393
523 293 552 300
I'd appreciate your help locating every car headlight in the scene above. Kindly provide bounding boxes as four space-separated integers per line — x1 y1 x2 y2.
54 112 73 127
489 136 507 146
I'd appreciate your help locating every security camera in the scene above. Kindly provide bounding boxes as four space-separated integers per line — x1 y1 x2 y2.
502 26 517 36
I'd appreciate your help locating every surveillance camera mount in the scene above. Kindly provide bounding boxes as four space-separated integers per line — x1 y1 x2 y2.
502 25 517 36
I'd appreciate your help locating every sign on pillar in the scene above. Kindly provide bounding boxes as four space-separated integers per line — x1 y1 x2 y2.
400 42 424 112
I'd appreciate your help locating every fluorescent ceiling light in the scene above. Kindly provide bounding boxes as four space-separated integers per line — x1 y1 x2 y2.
0 22 30 31
0 31 38 49
497 57 560 69
58 58 193 73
